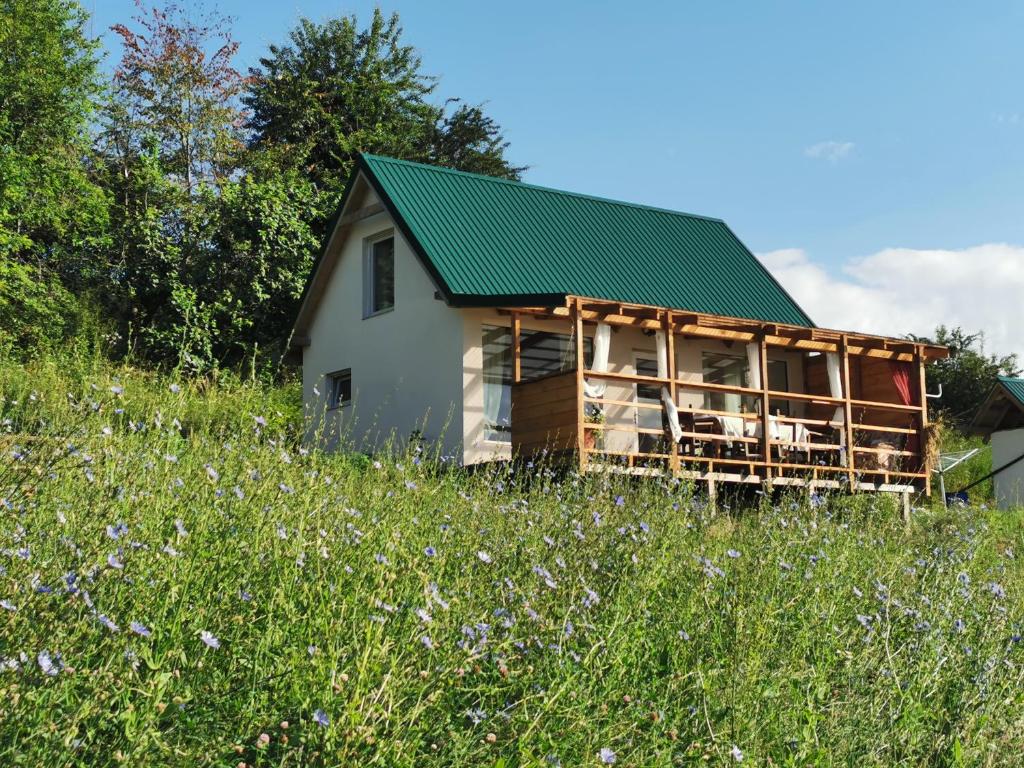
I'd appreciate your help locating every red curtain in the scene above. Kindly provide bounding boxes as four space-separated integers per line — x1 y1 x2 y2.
890 361 919 466
890 362 914 406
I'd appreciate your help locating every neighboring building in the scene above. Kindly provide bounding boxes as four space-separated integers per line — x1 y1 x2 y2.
290 154 946 495
970 376 1024 509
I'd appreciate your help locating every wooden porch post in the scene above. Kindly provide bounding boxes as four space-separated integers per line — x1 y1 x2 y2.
917 344 931 497
511 312 521 384
840 335 856 488
665 311 679 474
759 332 772 482
573 298 587 473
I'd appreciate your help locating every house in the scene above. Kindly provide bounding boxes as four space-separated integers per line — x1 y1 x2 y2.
290 154 947 496
970 376 1024 509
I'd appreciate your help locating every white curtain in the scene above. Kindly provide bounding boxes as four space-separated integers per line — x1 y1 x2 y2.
583 323 611 399
826 351 847 464
655 331 684 443
746 342 762 391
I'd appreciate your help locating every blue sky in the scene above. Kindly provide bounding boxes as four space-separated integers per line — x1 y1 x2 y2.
84 1 1024 355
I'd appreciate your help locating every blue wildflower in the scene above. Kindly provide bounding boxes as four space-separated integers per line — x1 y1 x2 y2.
599 747 617 764
313 709 330 727
130 621 152 638
199 630 220 649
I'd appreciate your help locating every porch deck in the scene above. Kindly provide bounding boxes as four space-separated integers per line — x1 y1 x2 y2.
505 296 947 496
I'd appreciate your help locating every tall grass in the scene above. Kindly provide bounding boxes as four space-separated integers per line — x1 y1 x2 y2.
1 355 1022 766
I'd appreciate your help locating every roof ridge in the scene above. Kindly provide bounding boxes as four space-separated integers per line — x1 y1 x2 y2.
360 153 728 225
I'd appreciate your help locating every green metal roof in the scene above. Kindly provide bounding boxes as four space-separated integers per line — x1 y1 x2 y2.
358 153 813 326
998 376 1024 408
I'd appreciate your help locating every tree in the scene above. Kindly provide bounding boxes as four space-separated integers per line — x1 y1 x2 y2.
1 0 108 286
912 326 1021 427
96 2 249 370
244 9 524 240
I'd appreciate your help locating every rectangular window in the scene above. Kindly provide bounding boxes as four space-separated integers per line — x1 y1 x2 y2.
365 235 395 316
701 352 789 415
481 325 592 442
327 369 352 409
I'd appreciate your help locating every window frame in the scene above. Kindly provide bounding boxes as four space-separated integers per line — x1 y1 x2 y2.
326 368 352 410
363 230 396 319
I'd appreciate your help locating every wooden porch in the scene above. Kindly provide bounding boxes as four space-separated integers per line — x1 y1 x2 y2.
503 296 948 496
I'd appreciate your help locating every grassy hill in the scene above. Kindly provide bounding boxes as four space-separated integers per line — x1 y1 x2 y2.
1 354 1022 766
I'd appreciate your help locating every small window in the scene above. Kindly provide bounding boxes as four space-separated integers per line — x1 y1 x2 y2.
327 369 352 409
365 235 395 316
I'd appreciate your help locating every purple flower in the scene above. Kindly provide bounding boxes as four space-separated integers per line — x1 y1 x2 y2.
205 464 219 482
313 708 330 727
200 630 220 649
599 747 617 764
107 554 124 569
38 650 61 677
419 634 434 650
0 599 16 612
477 551 492 564
130 621 152 637
424 546 436 557
731 745 744 762
375 553 389 565
106 522 128 540
98 614 120 633
726 549 741 559
614 495 625 507
174 519 188 537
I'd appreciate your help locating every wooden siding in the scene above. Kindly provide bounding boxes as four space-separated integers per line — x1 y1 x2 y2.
511 371 579 457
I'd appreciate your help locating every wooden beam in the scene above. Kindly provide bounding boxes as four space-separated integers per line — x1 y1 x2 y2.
574 298 587 472
841 335 856 486
918 346 931 496
511 312 521 384
337 201 385 227
759 332 772 480
666 311 679 474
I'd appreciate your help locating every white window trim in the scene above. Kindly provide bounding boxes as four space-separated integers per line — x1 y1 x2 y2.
363 229 396 319
327 368 352 411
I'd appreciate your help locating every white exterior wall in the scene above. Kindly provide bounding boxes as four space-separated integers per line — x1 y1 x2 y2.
992 428 1024 510
302 202 464 459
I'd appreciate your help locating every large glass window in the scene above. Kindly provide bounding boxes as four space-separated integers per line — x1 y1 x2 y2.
365 235 395 316
701 352 789 415
482 325 591 442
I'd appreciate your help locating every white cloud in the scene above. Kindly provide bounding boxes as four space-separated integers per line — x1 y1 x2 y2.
803 140 855 163
757 244 1024 359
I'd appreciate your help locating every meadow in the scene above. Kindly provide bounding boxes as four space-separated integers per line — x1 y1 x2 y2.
1 353 1022 766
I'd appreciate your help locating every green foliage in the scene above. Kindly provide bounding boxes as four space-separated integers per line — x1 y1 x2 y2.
1 353 1023 765
916 326 1021 427
0 256 76 353
245 9 525 240
0 0 108 266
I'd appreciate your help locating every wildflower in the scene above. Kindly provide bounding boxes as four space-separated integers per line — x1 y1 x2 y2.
988 582 1006 599
592 511 602 527
110 385 123 396
419 634 434 650
169 383 181 393
599 747 617 764
307 645 317 656
726 549 741 559
200 630 220 649
276 523 288 540
0 600 16 612
254 416 267 427
239 589 253 602
162 544 180 557
106 522 128 540
130 621 152 638
639 521 650 533
107 554 124 570
205 465 220 482
98 614 120 633
678 629 690 641
466 707 487 724
424 546 436 557
375 553 389 565
582 586 600 608
614 495 625 507
313 709 330 727
477 550 492 564
731 745 744 762
405 480 417 490
174 519 188 537
38 650 61 677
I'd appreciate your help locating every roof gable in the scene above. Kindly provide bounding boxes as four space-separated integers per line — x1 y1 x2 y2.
971 376 1024 436
361 154 813 325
